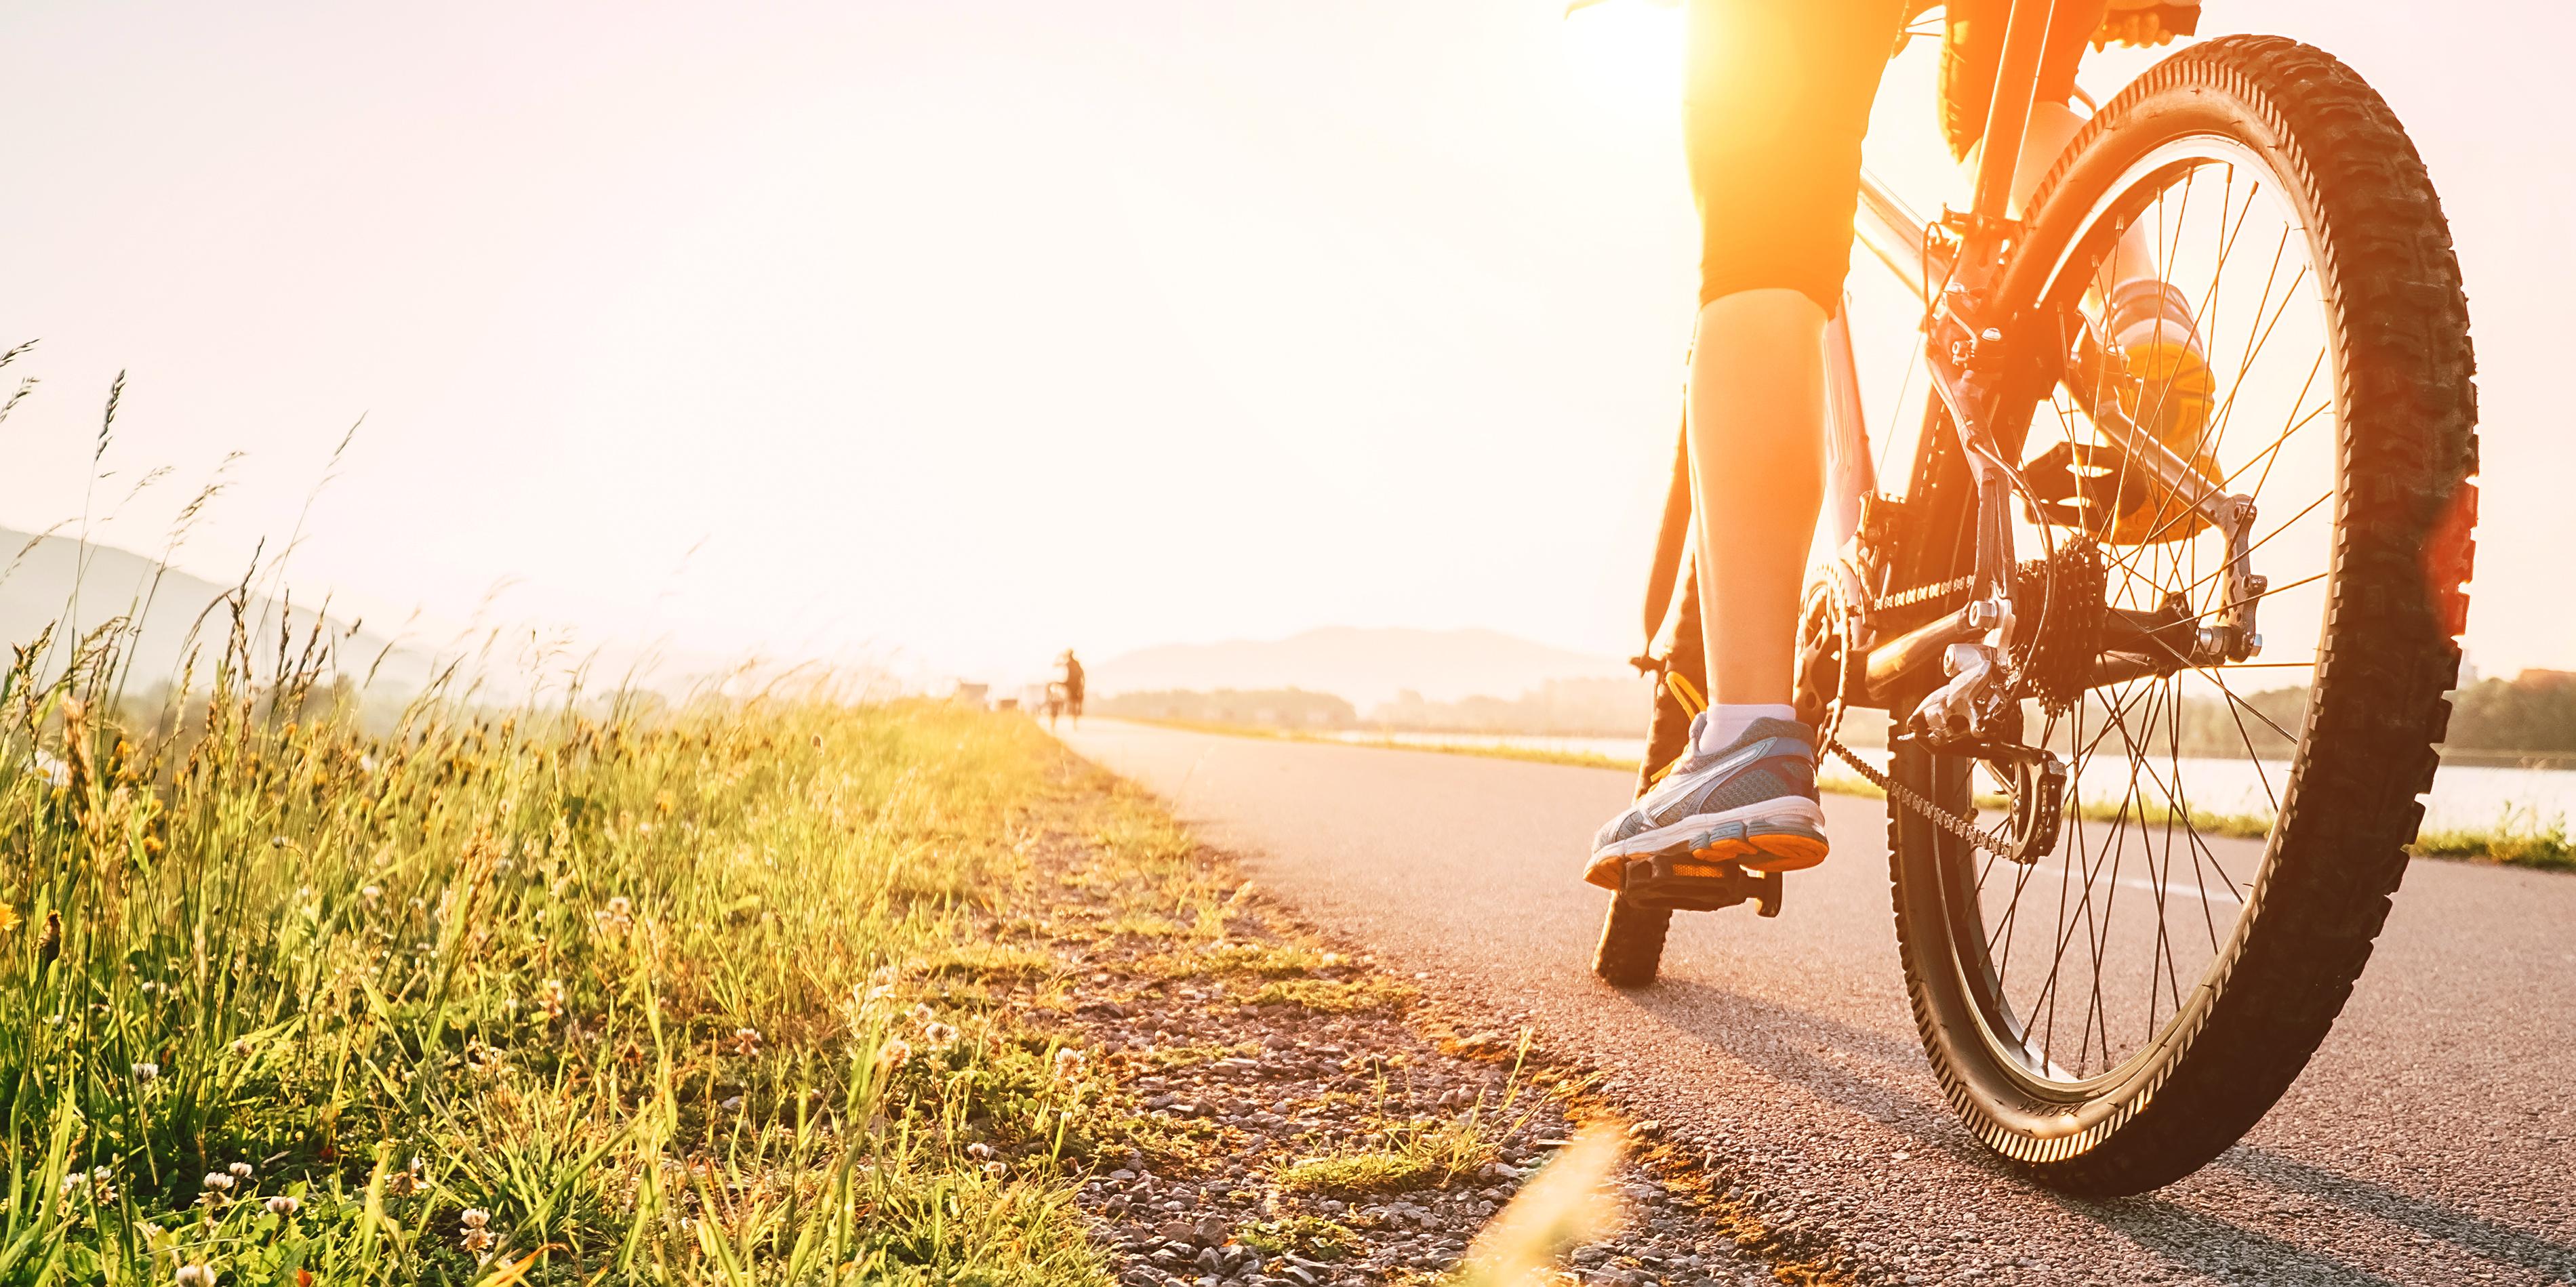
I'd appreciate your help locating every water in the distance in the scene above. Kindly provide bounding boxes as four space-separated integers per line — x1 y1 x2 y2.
1315 729 2571 834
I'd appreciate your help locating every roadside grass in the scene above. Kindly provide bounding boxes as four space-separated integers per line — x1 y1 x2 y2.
0 602 1138 1285
2414 809 2575 873
1275 1120 1493 1198
1236 1213 1365 1262
1236 977 1413 1013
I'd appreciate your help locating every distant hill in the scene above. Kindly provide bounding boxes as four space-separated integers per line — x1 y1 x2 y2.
1090 626 1635 709
0 525 430 695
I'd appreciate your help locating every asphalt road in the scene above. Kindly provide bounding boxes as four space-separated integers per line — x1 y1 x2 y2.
1061 720 2576 1287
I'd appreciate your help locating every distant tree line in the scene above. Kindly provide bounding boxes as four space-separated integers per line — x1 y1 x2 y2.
2444 669 2576 753
1365 678 1652 736
1091 688 1355 728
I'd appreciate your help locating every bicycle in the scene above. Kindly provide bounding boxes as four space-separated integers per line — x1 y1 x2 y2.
1589 3 2478 1196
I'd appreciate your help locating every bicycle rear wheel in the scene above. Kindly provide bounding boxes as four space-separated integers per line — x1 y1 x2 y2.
1885 36 2476 1193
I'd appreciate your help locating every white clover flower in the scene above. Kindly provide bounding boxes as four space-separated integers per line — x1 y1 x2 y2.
877 1038 914 1071
228 1162 252 1178
361 885 383 901
983 1161 1008 1179
174 1265 216 1287
202 1172 234 1191
908 1003 935 1027
460 1208 490 1229
231 1038 253 1058
1052 1048 1086 1082
921 1021 959 1047
732 1026 761 1056
266 1195 299 1217
133 1062 159 1082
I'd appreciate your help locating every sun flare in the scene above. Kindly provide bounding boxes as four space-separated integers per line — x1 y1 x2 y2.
1559 0 1687 119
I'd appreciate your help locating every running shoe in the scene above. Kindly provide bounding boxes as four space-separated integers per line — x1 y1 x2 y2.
1583 713 1829 889
2101 279 2221 545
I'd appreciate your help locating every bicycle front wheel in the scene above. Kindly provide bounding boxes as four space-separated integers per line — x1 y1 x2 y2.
1885 36 2477 1194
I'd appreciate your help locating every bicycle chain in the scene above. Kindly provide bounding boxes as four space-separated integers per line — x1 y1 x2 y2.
1822 735 2012 857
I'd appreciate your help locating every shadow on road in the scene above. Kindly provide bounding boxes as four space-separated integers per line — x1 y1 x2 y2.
1606 977 2449 1286
2221 1147 2576 1282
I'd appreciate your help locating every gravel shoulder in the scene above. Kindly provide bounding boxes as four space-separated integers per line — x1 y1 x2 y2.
1009 744 1869 1286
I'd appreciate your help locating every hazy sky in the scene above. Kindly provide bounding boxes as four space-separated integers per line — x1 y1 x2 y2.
1 1 2565 689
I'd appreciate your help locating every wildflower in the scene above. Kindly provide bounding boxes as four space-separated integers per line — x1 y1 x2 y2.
232 1038 254 1057
1052 1048 1086 1082
269 835 287 849
174 1265 216 1287
908 1002 935 1027
876 1038 914 1073
921 1021 959 1047
203 1172 234 1191
983 1161 1008 1179
266 1195 299 1217
965 1142 992 1160
595 896 634 935
460 1207 495 1255
540 979 567 1021
361 885 382 902
733 1026 761 1056
0 904 16 935
133 1062 160 1082
228 1162 252 1178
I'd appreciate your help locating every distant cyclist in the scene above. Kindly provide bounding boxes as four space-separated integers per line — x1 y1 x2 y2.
1058 650 1087 726
1585 0 2207 886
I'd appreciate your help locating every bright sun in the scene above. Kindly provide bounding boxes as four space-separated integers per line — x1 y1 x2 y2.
1558 0 1687 119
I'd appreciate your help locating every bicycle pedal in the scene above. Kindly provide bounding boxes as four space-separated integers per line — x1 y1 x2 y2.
1618 852 1785 916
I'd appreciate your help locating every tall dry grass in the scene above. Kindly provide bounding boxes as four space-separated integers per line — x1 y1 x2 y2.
0 589 1118 1285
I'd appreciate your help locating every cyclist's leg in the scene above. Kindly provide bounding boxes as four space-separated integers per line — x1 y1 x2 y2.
1682 0 1906 718
1588 0 1905 882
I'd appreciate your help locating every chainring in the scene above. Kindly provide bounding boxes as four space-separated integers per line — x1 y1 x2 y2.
1792 578 1859 742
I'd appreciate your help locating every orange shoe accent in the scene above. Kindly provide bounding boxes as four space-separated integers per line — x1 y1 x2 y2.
1695 830 1830 874
1582 852 1626 890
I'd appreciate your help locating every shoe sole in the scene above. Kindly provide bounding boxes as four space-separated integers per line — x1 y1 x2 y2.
1584 798 1830 888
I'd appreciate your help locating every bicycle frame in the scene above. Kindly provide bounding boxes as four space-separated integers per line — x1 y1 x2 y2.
1804 0 2266 738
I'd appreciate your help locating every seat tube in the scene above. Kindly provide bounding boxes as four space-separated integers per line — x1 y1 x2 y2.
1967 0 2058 229
1822 300 1873 550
